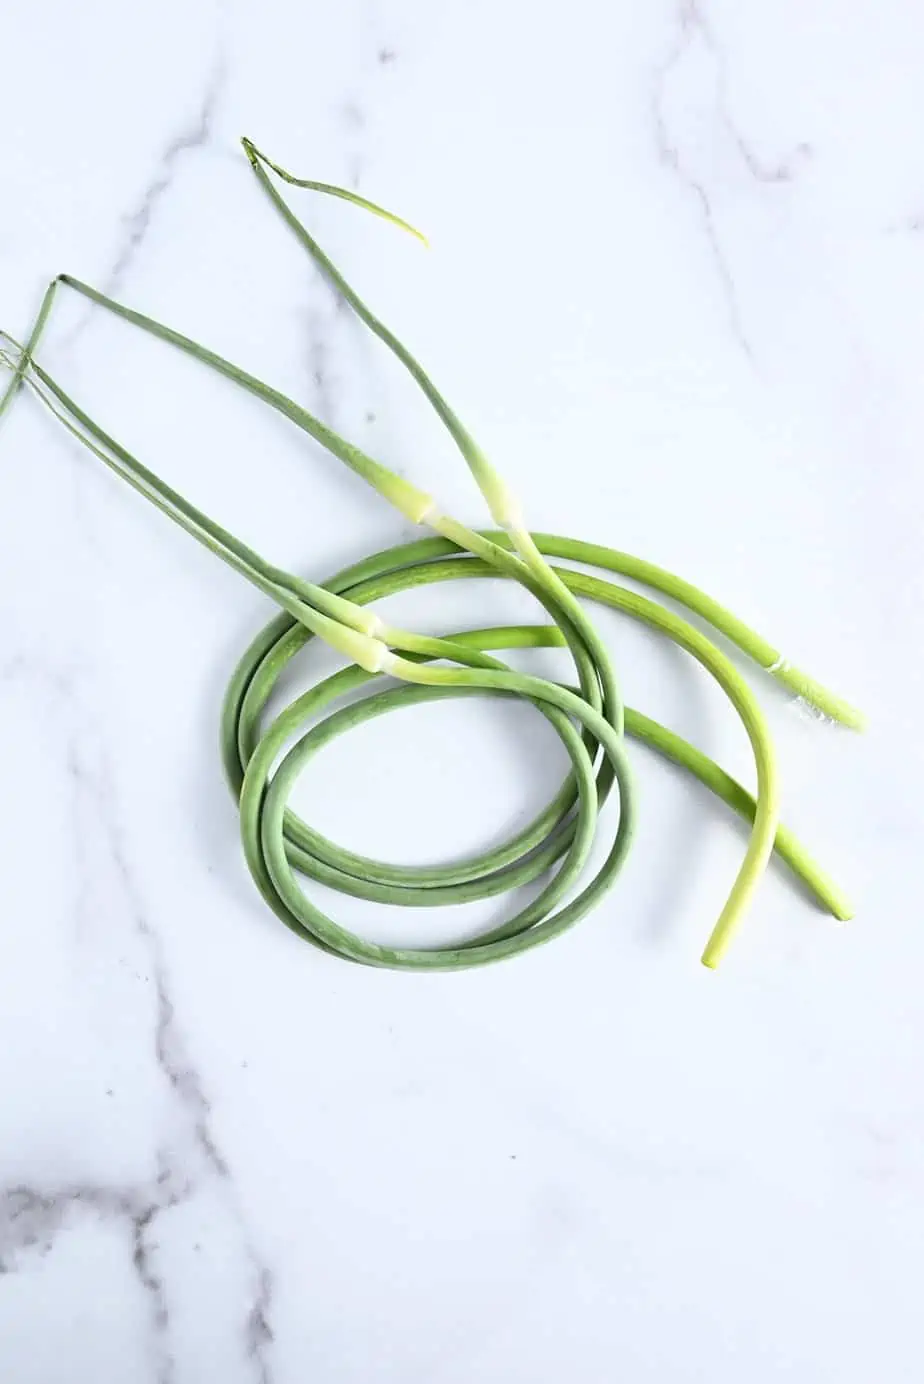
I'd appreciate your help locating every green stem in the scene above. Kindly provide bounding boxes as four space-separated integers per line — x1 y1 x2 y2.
0 277 59 423
242 138 505 515
241 137 430 245
54 274 435 523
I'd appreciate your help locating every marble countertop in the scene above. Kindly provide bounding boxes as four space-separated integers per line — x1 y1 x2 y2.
1 2 920 1380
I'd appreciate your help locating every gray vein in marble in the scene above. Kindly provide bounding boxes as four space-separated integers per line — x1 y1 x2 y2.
305 307 339 425
0 1176 182 1379
245 1265 276 1384
131 1198 179 1384
653 1 814 360
66 732 228 1179
341 101 368 191
652 0 753 358
0 657 274 1381
102 48 227 299
732 130 811 186
296 28 403 452
706 20 811 185
347 151 366 192
0 1184 129 1272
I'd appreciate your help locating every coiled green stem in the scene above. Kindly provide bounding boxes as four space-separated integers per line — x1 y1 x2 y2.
222 541 852 968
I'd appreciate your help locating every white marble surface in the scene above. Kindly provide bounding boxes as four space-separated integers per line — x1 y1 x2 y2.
1 2 921 1380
